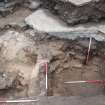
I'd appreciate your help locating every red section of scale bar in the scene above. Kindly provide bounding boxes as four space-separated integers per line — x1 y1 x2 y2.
45 63 48 73
86 80 104 84
0 101 6 105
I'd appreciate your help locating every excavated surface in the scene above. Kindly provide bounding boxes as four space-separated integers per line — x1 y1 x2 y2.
0 29 104 97
0 0 105 101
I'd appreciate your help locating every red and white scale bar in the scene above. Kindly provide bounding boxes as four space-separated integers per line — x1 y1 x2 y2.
84 37 92 64
43 59 49 95
45 62 48 91
0 99 39 103
64 80 105 84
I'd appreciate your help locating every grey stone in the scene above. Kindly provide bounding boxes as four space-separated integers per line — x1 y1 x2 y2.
25 9 70 32
55 0 95 5
25 9 105 41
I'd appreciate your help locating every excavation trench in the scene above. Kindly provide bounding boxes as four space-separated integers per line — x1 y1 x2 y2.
47 37 105 96
0 0 105 101
0 29 104 98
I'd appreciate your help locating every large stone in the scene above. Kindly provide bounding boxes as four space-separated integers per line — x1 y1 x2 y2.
56 0 94 5
25 9 70 32
25 9 105 41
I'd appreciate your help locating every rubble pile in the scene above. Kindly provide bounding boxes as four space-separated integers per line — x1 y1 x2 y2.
41 0 105 25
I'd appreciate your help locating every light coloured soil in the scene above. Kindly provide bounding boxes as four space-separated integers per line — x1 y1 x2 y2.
0 7 32 27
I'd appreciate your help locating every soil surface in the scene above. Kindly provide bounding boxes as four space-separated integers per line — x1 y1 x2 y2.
1 95 105 105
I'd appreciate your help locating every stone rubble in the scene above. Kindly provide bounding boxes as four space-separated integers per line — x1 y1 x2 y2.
41 0 105 25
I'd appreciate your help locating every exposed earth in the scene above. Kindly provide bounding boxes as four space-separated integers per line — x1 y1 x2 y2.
0 0 105 105
0 28 105 98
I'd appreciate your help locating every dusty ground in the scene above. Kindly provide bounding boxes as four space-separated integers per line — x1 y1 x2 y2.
1 95 105 105
0 7 32 28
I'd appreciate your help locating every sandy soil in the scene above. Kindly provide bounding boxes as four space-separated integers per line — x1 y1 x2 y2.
0 7 32 28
